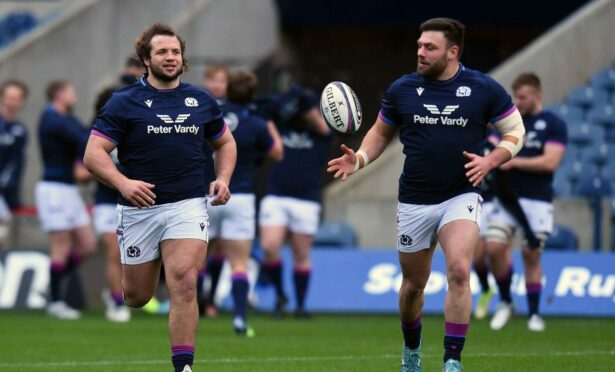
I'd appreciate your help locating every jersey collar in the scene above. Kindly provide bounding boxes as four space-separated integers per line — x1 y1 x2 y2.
140 76 183 92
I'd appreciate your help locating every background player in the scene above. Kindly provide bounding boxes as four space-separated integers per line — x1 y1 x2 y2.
0 80 28 247
197 63 230 318
84 23 236 372
257 83 331 319
92 85 130 323
486 73 567 332
207 69 283 335
327 18 526 371
36 80 96 319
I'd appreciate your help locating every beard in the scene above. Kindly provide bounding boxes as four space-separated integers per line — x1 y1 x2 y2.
149 63 183 83
417 54 448 80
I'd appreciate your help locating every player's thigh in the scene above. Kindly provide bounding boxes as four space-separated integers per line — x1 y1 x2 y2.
396 201 440 254
398 247 436 289
259 195 289 250
122 257 162 299
438 220 479 282
222 239 251 273
289 233 314 266
206 203 222 241
220 194 255 241
48 230 72 262
71 224 96 256
161 238 207 295
101 232 120 262
485 198 517 246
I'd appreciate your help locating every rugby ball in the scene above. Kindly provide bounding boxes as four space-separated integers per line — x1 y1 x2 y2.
320 81 362 136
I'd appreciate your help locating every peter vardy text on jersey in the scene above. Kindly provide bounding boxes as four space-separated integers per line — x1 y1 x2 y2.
413 114 468 127
147 124 200 134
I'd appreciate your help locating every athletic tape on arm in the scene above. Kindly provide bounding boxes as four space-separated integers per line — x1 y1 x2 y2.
353 150 370 172
494 108 525 157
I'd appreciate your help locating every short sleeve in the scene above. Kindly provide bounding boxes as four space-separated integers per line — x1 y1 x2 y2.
92 94 126 145
485 76 515 123
379 80 402 125
203 102 226 140
546 115 568 147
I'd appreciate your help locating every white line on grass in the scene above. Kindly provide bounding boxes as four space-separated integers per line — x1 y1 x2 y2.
0 350 613 368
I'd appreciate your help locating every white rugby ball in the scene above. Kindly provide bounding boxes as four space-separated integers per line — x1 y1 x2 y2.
320 81 362 136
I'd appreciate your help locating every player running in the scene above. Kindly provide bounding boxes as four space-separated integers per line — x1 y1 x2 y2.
0 80 28 247
256 83 332 319
36 80 96 320
327 18 525 372
84 23 236 372
207 69 283 335
486 73 567 332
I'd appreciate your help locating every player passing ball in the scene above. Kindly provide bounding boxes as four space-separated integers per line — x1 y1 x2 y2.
326 18 525 372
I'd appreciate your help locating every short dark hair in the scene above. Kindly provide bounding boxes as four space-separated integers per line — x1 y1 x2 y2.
227 69 258 103
134 22 189 74
419 18 466 59
0 79 28 99
512 72 541 92
46 80 71 102
125 54 143 69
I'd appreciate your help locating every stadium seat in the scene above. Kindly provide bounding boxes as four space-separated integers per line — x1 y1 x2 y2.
4 12 37 38
576 174 612 197
580 142 615 167
561 144 581 164
549 103 584 124
606 127 615 143
587 104 615 129
566 86 609 109
313 221 358 248
552 172 573 197
567 123 605 147
565 161 599 193
590 67 615 92
544 225 577 251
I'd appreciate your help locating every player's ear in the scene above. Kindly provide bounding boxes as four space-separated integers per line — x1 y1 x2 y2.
448 45 459 60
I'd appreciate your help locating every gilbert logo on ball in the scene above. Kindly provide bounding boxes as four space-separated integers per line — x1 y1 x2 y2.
320 81 362 136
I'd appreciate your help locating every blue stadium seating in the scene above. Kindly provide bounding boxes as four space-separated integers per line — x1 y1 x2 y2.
587 104 615 129
576 175 612 197
580 142 615 167
567 86 609 109
0 11 38 49
553 172 573 197
544 225 577 251
590 67 615 92
549 103 584 124
313 221 358 248
567 123 605 147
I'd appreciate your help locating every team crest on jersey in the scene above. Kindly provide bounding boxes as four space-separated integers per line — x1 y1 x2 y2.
535 120 547 130
456 86 472 97
223 112 239 132
185 97 199 107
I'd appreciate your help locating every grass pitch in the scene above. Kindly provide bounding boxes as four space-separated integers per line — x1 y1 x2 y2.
0 310 613 371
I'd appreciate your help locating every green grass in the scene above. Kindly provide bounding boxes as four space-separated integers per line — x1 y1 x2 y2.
0 311 613 371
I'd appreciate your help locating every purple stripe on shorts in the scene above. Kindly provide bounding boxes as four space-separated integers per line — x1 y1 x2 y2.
445 321 469 337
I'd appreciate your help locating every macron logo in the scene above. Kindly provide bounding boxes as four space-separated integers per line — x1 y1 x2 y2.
157 114 191 124
145 99 153 108
423 104 459 116
416 87 424 96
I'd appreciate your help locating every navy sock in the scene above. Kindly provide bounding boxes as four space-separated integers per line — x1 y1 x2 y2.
206 256 224 304
263 260 285 298
443 322 468 362
65 250 82 272
495 267 513 304
50 262 66 302
171 345 194 372
293 267 311 310
475 266 490 294
231 272 249 320
526 283 542 316
401 315 422 349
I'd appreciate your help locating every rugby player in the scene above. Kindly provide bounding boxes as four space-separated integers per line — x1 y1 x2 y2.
327 18 526 372
207 69 282 335
84 23 236 372
0 80 28 246
257 83 332 319
487 73 567 332
36 80 96 319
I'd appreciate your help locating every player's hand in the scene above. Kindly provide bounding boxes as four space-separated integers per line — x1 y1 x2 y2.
463 151 493 187
209 179 231 206
327 144 357 181
119 179 156 208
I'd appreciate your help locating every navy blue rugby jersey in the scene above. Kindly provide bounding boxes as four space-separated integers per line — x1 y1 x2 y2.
510 110 567 202
38 104 89 184
0 118 27 206
94 150 121 205
219 101 273 194
92 77 225 205
379 65 515 204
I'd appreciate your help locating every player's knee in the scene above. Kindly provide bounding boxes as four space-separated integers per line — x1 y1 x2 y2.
521 248 541 266
400 278 425 301
486 223 513 246
123 289 151 308
169 266 198 302
447 262 471 288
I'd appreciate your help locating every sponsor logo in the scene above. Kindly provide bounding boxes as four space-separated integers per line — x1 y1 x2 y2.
416 87 424 96
185 97 198 107
148 113 199 135
144 99 153 108
323 86 344 130
282 131 314 149
200 222 206 231
413 104 468 127
157 114 191 124
399 234 413 247
456 86 472 97
223 112 239 132
126 246 141 258
467 205 474 213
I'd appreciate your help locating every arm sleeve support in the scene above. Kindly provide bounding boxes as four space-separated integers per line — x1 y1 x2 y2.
493 108 525 157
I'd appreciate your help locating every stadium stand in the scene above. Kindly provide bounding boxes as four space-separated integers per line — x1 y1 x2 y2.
313 221 358 248
544 224 578 250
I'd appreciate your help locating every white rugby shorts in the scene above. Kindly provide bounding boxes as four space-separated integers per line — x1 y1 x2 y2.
488 197 554 235
397 192 483 253
479 201 495 238
208 193 255 240
259 195 321 235
94 204 117 235
35 181 91 232
116 197 209 265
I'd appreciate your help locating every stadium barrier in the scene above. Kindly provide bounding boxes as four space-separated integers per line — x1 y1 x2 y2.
1 249 613 316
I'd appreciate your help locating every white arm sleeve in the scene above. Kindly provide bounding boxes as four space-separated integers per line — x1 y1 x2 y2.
493 107 525 157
